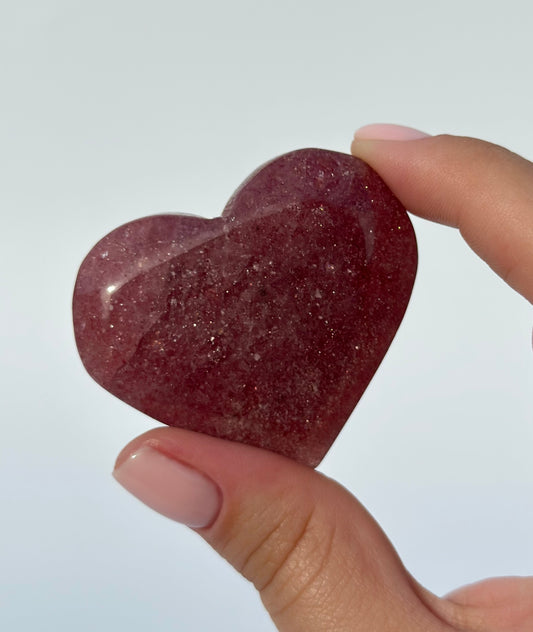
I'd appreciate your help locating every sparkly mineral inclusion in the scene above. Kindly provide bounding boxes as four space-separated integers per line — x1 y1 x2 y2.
73 149 417 467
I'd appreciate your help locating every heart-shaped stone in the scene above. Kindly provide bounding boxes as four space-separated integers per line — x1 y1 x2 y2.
73 149 417 466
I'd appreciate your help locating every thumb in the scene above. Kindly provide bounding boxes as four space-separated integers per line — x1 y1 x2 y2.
113 427 451 632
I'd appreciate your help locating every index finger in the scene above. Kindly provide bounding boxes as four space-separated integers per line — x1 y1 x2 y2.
351 127 533 303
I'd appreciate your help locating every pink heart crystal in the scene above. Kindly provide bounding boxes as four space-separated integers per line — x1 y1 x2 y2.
73 149 417 466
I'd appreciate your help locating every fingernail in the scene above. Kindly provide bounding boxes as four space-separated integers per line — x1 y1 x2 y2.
113 446 221 528
354 123 431 141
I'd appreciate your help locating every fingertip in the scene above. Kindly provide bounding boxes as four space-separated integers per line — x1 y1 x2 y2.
350 130 533 301
353 123 432 142
113 443 222 528
113 426 314 511
350 125 435 173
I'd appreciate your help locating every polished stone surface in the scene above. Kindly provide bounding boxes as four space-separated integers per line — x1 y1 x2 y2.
73 149 417 466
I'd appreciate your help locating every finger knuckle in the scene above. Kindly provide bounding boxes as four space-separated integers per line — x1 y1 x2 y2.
257 507 338 618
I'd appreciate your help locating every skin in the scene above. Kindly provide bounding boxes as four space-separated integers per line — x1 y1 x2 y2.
115 133 533 631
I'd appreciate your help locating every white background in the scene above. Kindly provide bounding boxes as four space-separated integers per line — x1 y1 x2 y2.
1 1 532 630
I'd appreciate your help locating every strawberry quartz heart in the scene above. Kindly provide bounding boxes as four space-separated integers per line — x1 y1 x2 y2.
73 149 417 467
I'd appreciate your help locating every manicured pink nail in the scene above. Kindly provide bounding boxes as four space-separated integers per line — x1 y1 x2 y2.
354 123 431 141
113 446 221 528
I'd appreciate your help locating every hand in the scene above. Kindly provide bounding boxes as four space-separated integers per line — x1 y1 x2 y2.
112 127 533 632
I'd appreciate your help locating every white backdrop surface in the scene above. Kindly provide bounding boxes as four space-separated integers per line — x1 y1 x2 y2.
1 1 532 631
